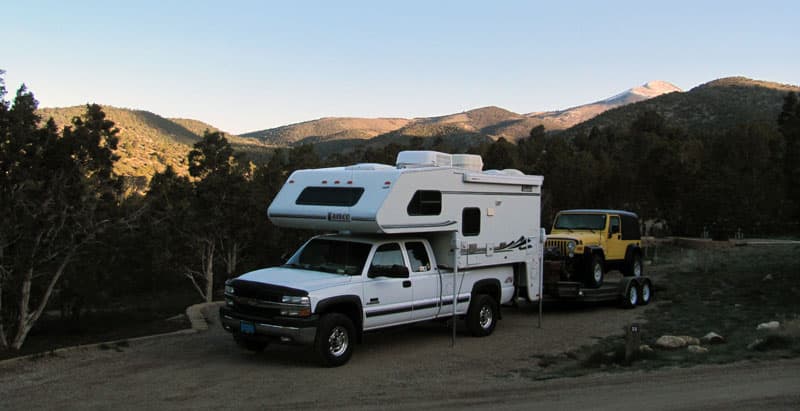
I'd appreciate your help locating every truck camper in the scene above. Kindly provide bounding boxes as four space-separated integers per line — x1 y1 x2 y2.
220 151 545 366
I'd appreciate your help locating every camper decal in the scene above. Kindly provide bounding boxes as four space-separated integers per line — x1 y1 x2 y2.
495 236 528 252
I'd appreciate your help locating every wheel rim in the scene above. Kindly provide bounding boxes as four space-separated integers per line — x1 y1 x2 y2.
479 305 493 330
593 264 603 283
327 326 349 357
629 286 638 305
633 260 642 277
641 283 651 302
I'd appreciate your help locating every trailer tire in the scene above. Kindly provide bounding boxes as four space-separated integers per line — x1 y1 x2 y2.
234 336 268 352
315 313 355 367
586 254 604 288
638 279 653 305
467 294 498 337
622 282 639 309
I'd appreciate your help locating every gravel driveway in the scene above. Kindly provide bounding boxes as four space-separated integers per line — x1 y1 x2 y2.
0 297 644 410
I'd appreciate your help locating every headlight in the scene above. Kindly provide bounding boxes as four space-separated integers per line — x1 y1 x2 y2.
567 241 576 257
281 295 311 317
224 285 235 296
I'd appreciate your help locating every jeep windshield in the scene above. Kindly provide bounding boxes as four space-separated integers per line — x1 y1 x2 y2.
554 214 607 231
284 238 371 276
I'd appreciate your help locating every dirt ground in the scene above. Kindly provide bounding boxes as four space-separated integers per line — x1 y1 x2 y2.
1 284 647 409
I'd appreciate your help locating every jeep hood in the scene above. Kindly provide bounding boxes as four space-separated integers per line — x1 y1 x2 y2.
237 267 352 292
548 230 603 245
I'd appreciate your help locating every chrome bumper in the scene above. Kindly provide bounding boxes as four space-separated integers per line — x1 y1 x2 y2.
219 309 317 345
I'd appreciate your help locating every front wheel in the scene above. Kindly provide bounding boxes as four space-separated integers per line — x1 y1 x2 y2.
314 313 355 367
467 294 499 337
586 254 605 288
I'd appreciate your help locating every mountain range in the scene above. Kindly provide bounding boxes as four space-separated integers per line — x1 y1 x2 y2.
35 77 798 181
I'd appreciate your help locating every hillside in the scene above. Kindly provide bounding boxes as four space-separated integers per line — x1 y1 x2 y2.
37 106 270 183
240 81 679 149
563 77 800 137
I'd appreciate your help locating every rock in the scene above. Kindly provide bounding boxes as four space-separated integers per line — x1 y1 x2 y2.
678 335 700 346
687 345 709 354
639 344 654 353
762 274 774 281
757 321 780 331
701 332 725 344
747 338 765 350
655 335 686 349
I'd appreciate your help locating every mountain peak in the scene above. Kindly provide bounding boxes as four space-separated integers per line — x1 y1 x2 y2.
698 76 800 92
603 80 682 104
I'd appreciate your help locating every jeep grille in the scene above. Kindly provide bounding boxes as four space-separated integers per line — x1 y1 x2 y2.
545 239 572 258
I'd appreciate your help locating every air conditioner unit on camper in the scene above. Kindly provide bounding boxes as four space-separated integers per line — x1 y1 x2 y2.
396 151 452 168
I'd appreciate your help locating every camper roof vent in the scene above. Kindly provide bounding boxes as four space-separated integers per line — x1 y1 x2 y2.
396 151 452 169
345 163 395 171
484 169 525 176
452 154 483 172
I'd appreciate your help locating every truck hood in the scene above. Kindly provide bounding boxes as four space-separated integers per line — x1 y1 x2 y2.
548 230 603 245
237 267 353 292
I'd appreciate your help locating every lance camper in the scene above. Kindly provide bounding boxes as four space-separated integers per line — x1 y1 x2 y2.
220 151 545 366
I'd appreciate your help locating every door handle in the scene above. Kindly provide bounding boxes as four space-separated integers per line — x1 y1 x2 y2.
402 280 412 288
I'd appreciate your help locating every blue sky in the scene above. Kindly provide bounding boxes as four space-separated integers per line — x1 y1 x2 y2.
2 0 798 134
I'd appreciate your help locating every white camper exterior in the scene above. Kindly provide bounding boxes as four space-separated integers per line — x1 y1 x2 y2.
222 151 544 366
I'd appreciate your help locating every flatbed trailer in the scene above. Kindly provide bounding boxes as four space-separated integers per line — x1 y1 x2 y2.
542 275 653 308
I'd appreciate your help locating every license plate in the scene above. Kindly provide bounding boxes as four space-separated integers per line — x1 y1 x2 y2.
240 321 255 335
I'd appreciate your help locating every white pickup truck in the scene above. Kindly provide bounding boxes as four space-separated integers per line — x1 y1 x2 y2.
220 234 514 366
220 151 544 366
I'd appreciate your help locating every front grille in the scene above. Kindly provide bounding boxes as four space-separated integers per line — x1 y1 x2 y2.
545 239 572 258
228 279 307 319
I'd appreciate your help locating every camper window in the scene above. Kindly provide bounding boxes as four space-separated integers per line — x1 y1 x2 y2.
407 190 442 216
462 208 481 236
296 187 365 207
405 242 431 272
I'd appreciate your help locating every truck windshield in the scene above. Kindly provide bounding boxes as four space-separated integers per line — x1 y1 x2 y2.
554 214 606 231
286 239 371 276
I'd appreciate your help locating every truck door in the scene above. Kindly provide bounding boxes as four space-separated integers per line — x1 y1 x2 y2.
362 242 413 329
404 241 440 321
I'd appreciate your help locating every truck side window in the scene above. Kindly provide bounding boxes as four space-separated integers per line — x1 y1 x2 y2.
369 243 408 277
405 242 431 272
407 190 441 216
462 208 481 236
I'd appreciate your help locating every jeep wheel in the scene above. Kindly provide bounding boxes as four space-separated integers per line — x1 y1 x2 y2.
315 313 355 367
234 336 268 352
622 282 639 308
638 279 653 305
467 294 498 337
624 253 643 278
586 254 604 288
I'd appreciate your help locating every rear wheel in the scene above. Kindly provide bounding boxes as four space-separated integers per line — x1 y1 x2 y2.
467 294 498 337
586 254 604 288
315 313 355 367
622 282 639 308
624 253 643 278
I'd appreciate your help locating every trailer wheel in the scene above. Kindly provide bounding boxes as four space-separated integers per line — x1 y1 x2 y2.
467 294 498 337
622 282 639 308
315 313 355 367
586 254 604 288
624 253 643 278
638 279 653 305
234 336 268 352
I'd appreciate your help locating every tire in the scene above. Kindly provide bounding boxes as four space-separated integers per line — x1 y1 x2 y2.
314 313 355 367
234 336 268 352
586 254 604 288
466 294 499 337
624 253 643 278
622 282 639 309
638 279 653 305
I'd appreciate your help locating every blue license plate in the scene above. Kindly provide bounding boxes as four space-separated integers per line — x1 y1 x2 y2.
240 321 255 335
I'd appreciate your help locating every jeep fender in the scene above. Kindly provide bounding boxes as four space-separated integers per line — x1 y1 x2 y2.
583 246 605 265
315 295 364 342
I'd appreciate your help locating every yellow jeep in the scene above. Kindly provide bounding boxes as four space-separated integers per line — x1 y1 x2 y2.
544 209 643 288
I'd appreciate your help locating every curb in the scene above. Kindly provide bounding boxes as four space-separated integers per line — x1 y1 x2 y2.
0 301 224 368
